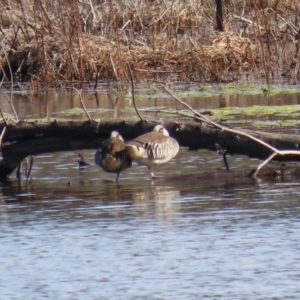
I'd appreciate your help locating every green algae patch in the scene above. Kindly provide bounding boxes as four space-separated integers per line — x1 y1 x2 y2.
253 120 282 128
146 104 300 128
252 119 300 128
94 108 112 114
262 87 281 96
64 108 85 116
207 104 300 129
195 84 300 97
282 88 299 94
125 83 300 103
26 117 60 123
279 119 300 127
123 106 138 113
158 110 181 117
212 105 300 118
212 107 243 117
217 85 263 95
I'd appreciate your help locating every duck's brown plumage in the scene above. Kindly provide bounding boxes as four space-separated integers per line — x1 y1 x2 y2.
125 125 179 178
95 131 132 181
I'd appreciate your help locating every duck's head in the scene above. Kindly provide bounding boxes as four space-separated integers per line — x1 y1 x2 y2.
110 131 124 141
153 125 169 136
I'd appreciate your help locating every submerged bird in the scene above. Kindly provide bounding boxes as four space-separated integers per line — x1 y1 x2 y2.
125 125 179 179
95 131 132 182
77 153 90 168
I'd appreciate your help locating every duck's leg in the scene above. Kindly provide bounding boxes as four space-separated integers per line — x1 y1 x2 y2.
115 173 120 182
148 166 155 179
151 172 157 180
148 166 161 180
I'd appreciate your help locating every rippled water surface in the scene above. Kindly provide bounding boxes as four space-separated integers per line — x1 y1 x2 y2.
1 149 300 299
1 88 300 298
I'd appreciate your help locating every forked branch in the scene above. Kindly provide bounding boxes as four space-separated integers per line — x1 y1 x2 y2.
160 83 300 176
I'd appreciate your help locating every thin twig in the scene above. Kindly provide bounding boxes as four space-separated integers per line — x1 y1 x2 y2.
26 155 34 179
127 64 144 121
120 20 131 32
110 55 118 81
0 126 7 151
0 99 7 126
63 87 92 121
16 162 21 179
3 50 19 121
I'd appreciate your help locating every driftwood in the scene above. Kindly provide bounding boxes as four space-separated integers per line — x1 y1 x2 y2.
1 119 300 178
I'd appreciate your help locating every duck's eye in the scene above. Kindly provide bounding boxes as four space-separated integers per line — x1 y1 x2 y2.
159 127 164 132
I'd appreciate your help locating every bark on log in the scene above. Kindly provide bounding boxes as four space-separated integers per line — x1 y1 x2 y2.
0 119 300 178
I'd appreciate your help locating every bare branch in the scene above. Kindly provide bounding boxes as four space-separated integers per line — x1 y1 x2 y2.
159 82 280 154
3 50 19 121
25 155 34 178
0 126 7 150
253 152 277 177
127 64 144 122
0 92 8 126
159 83 300 176
63 87 92 121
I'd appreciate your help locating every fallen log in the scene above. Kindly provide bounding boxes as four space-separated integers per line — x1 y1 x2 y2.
0 118 300 178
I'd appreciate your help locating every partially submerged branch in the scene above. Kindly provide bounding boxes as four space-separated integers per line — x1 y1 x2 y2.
160 83 300 176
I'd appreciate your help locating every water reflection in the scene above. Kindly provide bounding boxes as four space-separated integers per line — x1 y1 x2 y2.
1 150 300 218
2 87 300 121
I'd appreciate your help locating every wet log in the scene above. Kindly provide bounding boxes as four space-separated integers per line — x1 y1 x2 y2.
1 119 300 177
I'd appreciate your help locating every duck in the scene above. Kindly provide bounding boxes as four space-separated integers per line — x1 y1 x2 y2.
125 124 179 179
95 131 132 182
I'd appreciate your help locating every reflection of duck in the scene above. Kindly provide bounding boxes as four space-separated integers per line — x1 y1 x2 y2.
95 131 132 182
130 185 181 219
125 125 179 179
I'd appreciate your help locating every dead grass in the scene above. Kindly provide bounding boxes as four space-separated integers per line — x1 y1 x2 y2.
0 0 299 87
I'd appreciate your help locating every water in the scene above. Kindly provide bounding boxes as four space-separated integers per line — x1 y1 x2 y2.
1 88 300 298
1 149 300 299
2 86 300 121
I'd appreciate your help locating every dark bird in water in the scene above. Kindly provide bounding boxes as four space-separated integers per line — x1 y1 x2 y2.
125 125 179 179
95 131 132 182
78 153 90 168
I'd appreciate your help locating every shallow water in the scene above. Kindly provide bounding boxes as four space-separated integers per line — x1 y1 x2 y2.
2 85 300 121
1 87 300 298
1 149 300 299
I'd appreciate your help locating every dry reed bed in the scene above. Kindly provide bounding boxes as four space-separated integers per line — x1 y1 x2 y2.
0 0 299 87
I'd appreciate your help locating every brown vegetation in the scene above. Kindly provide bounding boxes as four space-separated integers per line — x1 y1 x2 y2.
0 0 299 87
